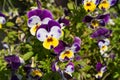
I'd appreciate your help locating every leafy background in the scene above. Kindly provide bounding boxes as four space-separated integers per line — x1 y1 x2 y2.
0 0 120 80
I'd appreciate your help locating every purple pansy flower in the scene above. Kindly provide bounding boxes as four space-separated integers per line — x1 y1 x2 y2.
27 9 53 36
98 38 110 55
58 17 70 28
98 0 117 10
83 14 110 29
36 20 62 49
51 61 60 72
4 55 24 70
95 62 107 79
54 37 81 62
91 28 112 40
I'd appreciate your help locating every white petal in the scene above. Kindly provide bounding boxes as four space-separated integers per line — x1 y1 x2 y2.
36 28 48 41
98 41 104 48
41 18 51 24
104 39 110 46
65 65 74 73
27 16 41 28
49 26 62 39
0 17 6 24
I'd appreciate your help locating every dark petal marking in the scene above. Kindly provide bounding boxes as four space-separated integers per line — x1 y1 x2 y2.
82 15 93 23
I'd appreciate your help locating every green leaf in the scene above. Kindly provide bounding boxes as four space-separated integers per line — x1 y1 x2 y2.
6 22 15 27
23 52 34 61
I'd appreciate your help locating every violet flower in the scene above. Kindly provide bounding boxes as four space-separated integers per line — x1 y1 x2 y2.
36 20 62 49
54 37 81 62
98 0 117 10
91 28 112 40
58 17 70 28
4 55 24 70
95 62 107 79
82 14 110 29
27 9 53 36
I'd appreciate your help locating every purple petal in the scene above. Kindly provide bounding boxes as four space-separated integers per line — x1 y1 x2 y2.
95 0 100 5
54 40 67 54
51 61 60 72
91 28 112 39
65 62 74 73
82 15 93 23
0 12 5 17
75 55 81 61
99 20 106 26
96 62 103 72
58 17 70 26
73 37 81 45
110 0 117 6
97 14 110 23
4 55 21 70
27 9 53 20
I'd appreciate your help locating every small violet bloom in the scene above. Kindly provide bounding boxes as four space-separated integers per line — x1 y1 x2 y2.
61 62 74 80
95 62 107 79
36 20 62 49
51 61 60 72
58 17 70 28
4 55 24 70
82 14 110 29
0 12 6 28
98 38 110 54
54 37 81 62
27 9 53 36
83 0 100 12
98 0 117 10
91 27 112 40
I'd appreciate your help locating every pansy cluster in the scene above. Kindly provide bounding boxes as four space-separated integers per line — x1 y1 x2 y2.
26 0 81 79
82 0 117 79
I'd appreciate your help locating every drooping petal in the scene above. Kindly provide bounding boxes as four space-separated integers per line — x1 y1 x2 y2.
71 37 81 53
43 36 59 49
31 69 43 77
97 14 110 23
27 16 41 28
54 40 67 54
51 61 60 72
49 26 62 39
96 62 103 72
58 17 70 26
82 15 93 23
36 26 48 41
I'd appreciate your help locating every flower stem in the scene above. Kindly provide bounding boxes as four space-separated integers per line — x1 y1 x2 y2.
36 0 41 9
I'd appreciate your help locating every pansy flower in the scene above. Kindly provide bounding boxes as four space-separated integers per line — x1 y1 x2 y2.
54 37 81 62
61 62 74 80
91 28 112 40
98 0 117 10
0 12 6 28
4 55 24 70
36 20 62 49
51 61 60 72
58 17 70 28
95 62 107 79
98 38 110 54
82 14 110 29
83 0 100 12
27 9 53 36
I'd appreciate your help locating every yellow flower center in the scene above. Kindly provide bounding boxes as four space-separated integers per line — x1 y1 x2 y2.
101 45 107 51
60 50 74 60
91 20 99 29
84 2 96 12
98 0 110 10
31 69 42 77
43 36 59 49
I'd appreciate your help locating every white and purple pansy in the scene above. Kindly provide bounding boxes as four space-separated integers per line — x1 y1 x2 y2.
98 0 117 10
98 38 110 54
36 20 62 49
95 62 107 79
54 37 81 62
82 14 110 29
83 0 100 12
91 28 112 40
0 12 6 28
61 62 74 80
51 61 60 72
27 9 53 36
